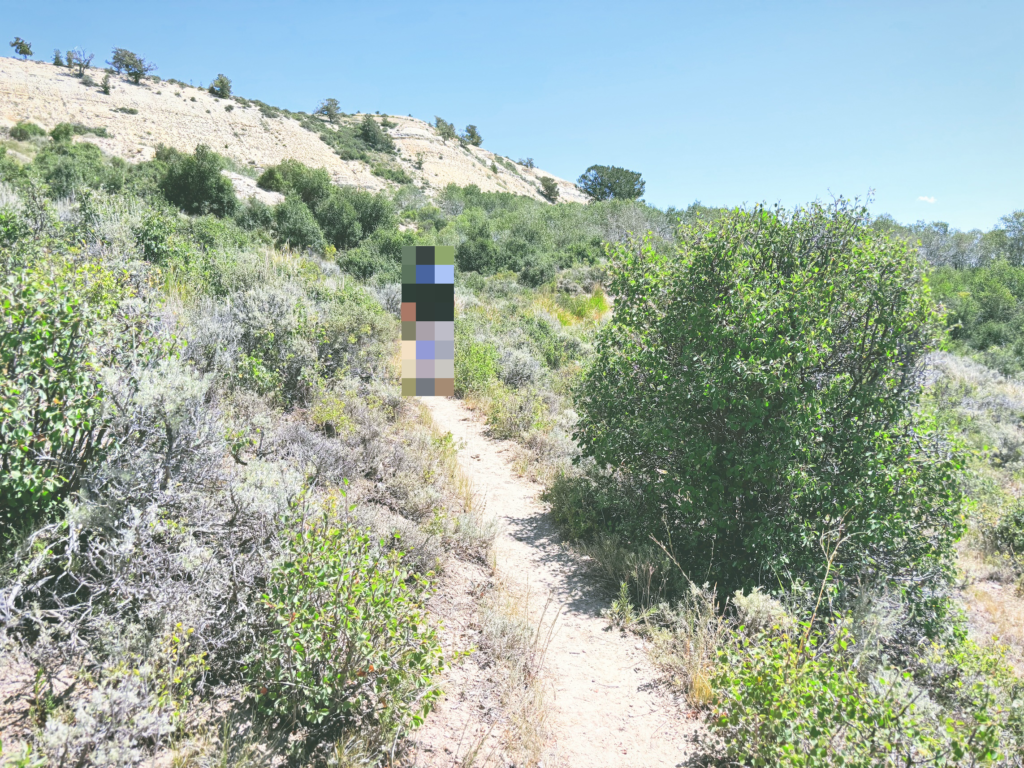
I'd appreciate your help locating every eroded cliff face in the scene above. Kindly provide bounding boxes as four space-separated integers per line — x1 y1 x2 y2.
0 57 586 203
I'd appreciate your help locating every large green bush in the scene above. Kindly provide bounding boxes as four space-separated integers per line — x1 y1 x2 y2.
258 159 332 209
9 122 46 142
573 201 963 623
257 160 397 253
0 270 109 534
159 144 237 217
273 196 324 252
930 260 1024 375
247 492 445 734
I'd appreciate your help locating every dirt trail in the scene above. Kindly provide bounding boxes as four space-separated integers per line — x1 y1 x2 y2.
413 396 698 768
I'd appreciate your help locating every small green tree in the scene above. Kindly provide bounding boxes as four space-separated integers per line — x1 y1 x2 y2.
461 124 483 147
274 196 325 252
108 48 157 84
159 144 237 217
9 122 46 141
101 73 112 95
1000 210 1024 267
52 48 62 66
518 157 535 169
575 164 645 201
67 48 94 77
107 48 130 73
539 177 559 203
50 123 74 143
208 74 232 98
9 37 32 60
315 97 342 124
315 191 362 250
433 116 457 143
358 114 395 153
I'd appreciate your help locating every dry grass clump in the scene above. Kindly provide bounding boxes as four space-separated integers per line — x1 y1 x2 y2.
966 583 1024 672
473 579 560 768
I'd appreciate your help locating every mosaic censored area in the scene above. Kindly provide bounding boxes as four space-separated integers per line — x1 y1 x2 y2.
401 245 455 396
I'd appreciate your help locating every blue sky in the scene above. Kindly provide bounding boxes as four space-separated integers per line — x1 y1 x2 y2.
3 0 1021 230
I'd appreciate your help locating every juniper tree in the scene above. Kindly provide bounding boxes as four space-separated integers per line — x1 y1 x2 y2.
9 37 32 60
539 176 559 203
108 48 157 84
68 49 95 77
461 124 483 147
433 116 457 143
359 114 395 153
576 164 645 201
316 97 342 123
208 74 232 98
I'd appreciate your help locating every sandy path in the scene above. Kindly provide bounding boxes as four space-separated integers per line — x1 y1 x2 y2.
416 396 698 768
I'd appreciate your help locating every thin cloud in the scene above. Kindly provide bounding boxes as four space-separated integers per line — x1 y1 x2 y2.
918 196 936 204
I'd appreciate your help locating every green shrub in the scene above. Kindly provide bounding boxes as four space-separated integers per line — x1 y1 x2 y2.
9 122 46 141
273 196 324 252
258 159 331 208
574 200 963 624
456 227 499 274
113 106 139 115
486 386 545 440
518 256 556 287
233 198 274 232
31 141 119 197
710 626 1013 766
0 209 30 249
50 122 75 143
337 246 395 281
69 123 108 138
994 497 1024 560
539 176 559 203
246 491 445 734
256 165 286 193
433 117 457 143
315 192 362 250
454 335 498 398
371 164 412 184
159 144 237 217
208 73 231 98
0 270 109 534
358 114 395 153
135 210 194 266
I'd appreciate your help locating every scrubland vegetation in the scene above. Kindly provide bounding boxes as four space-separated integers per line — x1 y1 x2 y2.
426 191 1024 764
3 82 1024 766
0 128 492 766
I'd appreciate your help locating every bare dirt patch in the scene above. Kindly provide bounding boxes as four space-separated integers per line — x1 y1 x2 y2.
408 396 701 768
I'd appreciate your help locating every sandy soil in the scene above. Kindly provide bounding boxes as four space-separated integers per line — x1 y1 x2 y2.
408 396 700 768
0 57 587 204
